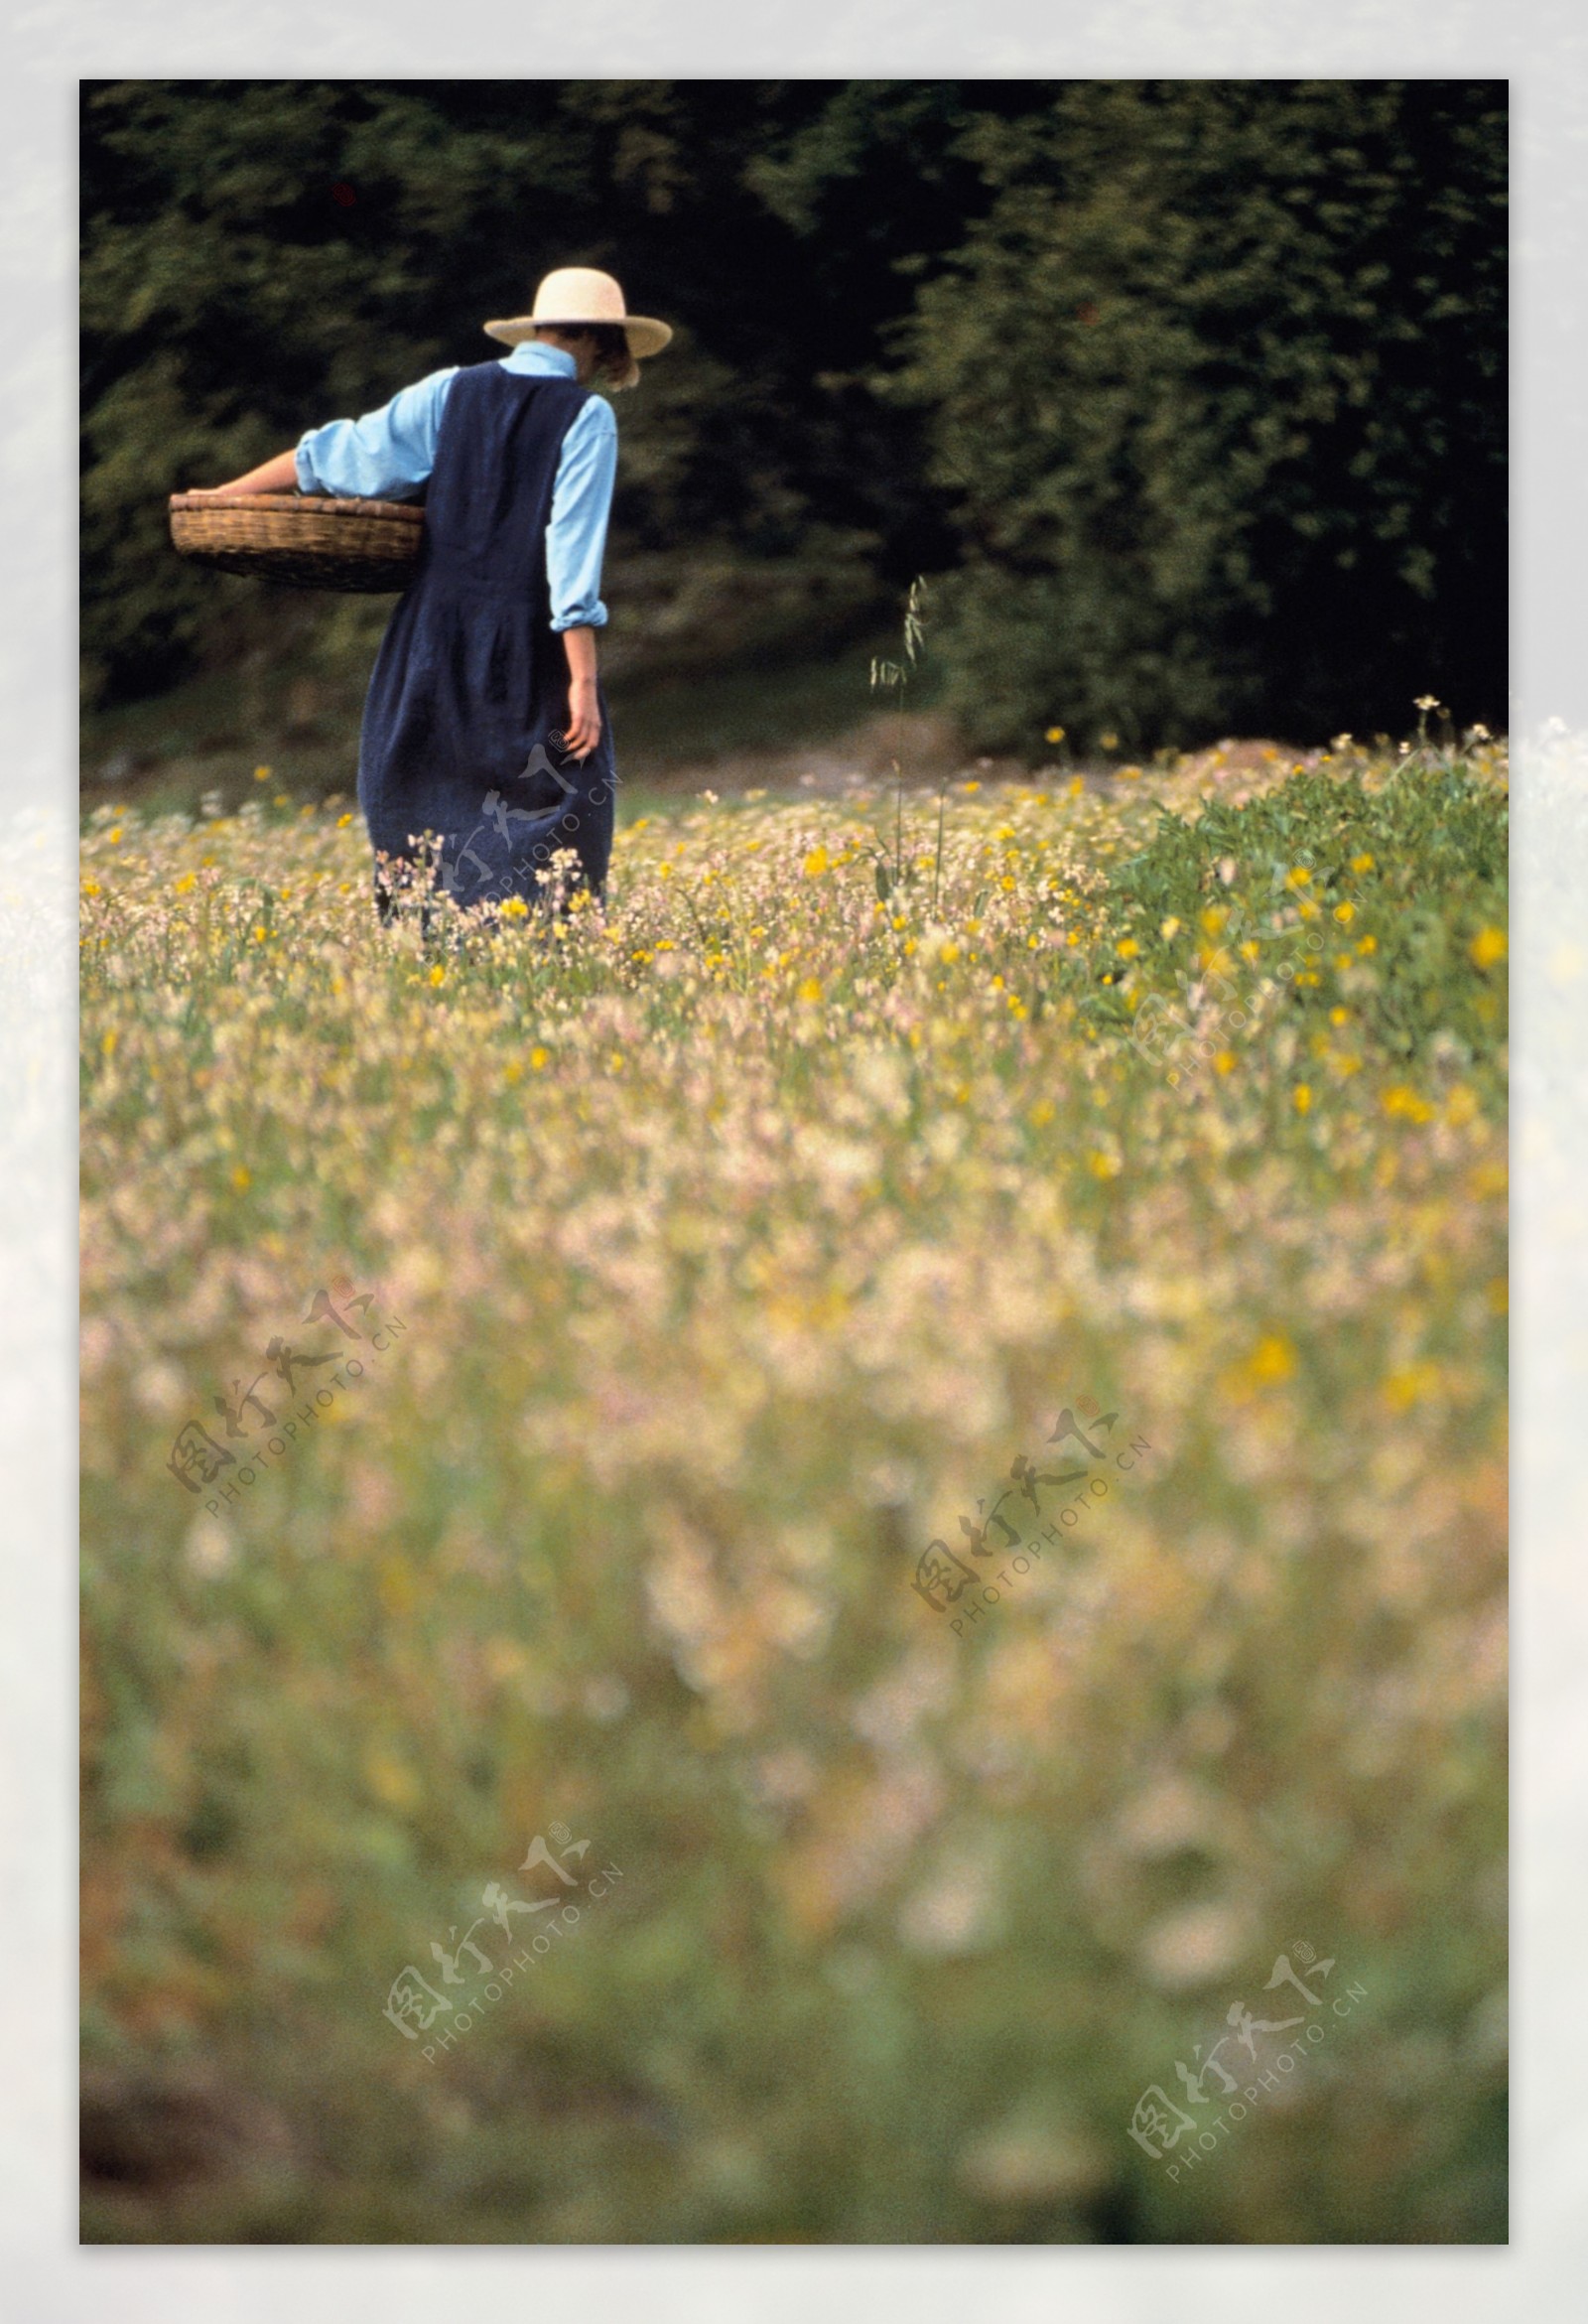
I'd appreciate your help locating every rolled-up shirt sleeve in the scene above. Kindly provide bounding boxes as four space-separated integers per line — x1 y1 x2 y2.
294 366 459 499
546 396 617 631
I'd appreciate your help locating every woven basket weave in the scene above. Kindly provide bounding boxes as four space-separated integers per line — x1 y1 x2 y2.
169 491 424 593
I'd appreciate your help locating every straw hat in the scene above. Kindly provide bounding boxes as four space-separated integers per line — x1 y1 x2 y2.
484 267 673 359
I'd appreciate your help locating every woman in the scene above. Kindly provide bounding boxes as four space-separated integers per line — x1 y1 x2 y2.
190 267 672 923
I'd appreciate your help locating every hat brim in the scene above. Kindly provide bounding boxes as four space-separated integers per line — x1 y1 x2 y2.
484 314 673 357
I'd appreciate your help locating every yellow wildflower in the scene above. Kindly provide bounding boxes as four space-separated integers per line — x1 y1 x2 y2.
363 1747 421 1811
1471 926 1507 969
1384 1362 1442 1412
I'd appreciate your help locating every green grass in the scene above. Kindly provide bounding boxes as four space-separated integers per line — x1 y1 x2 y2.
79 741 1508 2245
80 624 938 826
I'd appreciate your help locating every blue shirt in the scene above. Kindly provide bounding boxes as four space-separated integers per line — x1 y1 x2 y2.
294 342 616 631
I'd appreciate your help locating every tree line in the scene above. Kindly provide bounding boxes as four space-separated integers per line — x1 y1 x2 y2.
81 78 1507 752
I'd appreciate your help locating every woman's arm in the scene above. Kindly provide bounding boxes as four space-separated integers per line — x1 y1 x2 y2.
188 369 460 501
561 624 601 759
185 450 299 499
548 399 618 761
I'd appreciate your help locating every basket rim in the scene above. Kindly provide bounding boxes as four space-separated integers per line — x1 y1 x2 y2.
169 491 423 523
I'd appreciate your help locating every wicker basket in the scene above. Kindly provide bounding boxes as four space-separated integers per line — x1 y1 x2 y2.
168 491 425 593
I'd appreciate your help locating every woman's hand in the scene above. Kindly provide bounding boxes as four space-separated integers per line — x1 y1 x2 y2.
564 673 602 760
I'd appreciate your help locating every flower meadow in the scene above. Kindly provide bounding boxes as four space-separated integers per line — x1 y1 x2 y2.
80 739 1508 2244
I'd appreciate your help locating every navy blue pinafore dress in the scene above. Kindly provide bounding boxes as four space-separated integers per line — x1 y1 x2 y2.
357 359 616 919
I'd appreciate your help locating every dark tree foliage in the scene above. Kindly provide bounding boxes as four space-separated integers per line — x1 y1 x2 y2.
82 78 1506 751
867 80 1509 751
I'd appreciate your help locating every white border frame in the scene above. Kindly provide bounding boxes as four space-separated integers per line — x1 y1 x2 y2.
8 8 1582 2316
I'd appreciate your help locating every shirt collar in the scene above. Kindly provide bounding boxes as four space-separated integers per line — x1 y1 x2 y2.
497 341 579 380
